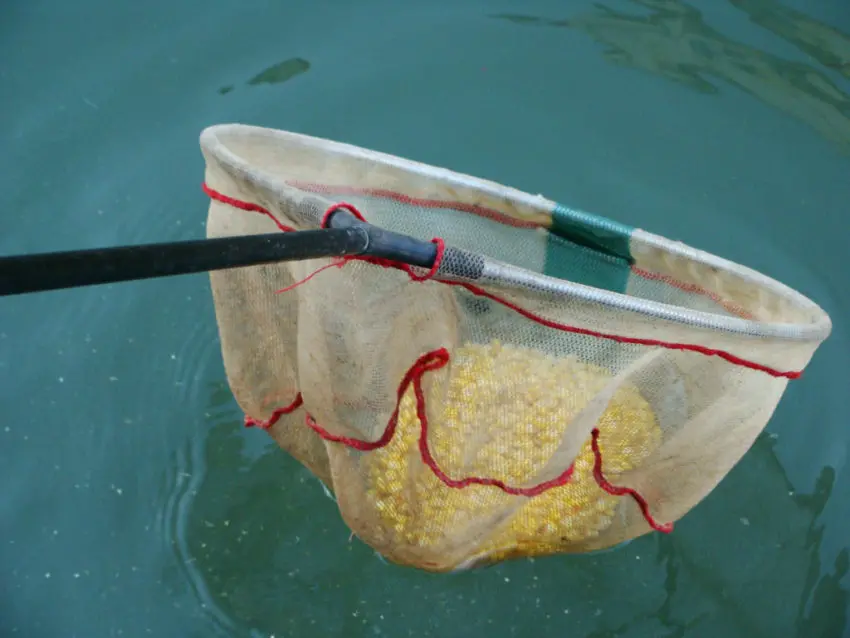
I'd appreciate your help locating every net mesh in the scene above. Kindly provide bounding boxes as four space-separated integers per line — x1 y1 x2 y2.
200 124 830 572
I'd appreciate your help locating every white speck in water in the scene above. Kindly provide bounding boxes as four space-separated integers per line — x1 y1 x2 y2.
109 376 118 382
504 577 510 583
45 572 51 579
52 530 59 536
4 426 9 433
73 573 80 579
740 517 750 526
58 377 64 383
769 433 778 440
789 491 795 496
170 354 177 360
563 609 569 614
83 97 99 110
97 209 103 216
224 520 230 527
595 609 602 617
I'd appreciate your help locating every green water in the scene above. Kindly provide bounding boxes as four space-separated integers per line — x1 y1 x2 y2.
1 0 848 636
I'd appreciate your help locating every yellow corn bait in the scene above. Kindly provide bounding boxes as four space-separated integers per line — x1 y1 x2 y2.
365 340 662 567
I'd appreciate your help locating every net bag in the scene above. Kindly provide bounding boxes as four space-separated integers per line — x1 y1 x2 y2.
200 124 831 572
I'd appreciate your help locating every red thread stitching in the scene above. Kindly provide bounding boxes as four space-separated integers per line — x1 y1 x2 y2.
454 283 801 380
412 361 576 496
244 393 304 429
590 428 673 533
303 348 578 497
290 349 668 531
303 349 449 451
203 183 295 233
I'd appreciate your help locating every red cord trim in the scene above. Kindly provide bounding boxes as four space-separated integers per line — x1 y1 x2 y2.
453 282 801 379
303 348 577 497
590 428 673 533
201 183 801 379
260 349 668 531
412 358 575 496
304 349 449 451
203 183 295 233
244 392 304 429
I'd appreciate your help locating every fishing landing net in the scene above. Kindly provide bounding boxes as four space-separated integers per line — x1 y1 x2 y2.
199 124 831 572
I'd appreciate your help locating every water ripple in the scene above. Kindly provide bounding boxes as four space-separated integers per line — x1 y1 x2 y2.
157 413 239 637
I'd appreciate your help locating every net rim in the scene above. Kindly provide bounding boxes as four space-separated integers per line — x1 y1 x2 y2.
199 123 832 345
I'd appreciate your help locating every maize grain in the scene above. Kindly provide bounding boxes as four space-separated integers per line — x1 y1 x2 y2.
364 340 661 567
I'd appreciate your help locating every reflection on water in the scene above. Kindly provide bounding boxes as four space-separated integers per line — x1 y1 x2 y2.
219 57 311 95
491 0 850 153
158 381 242 637
731 0 850 77
583 430 846 637
247 58 311 86
792 464 848 637
167 381 359 636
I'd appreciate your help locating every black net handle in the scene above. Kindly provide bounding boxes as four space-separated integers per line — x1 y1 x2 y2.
0 208 439 297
